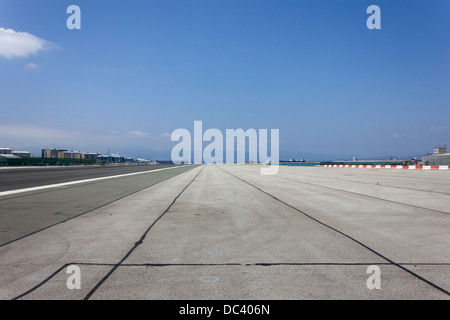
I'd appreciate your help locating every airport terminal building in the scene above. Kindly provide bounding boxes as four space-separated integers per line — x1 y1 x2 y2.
422 145 450 166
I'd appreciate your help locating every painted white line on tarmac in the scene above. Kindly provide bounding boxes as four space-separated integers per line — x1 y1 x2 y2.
0 165 186 197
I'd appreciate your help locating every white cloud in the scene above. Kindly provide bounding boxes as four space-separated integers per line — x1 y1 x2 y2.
0 124 71 139
0 124 175 155
129 131 176 141
129 130 150 137
25 62 39 70
0 124 122 147
159 132 172 138
0 27 56 59
430 125 450 132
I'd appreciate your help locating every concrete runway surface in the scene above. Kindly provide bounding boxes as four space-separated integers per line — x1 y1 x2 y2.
0 164 449 300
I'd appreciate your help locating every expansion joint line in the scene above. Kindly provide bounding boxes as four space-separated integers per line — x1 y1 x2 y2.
83 165 204 300
12 263 72 300
278 175 449 216
217 167 450 297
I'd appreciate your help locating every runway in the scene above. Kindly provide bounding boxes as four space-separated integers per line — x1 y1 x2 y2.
0 164 195 246
0 164 178 192
0 164 449 300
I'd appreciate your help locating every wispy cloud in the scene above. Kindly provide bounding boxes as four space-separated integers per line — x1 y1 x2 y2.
429 125 450 132
25 62 39 71
129 130 150 137
0 124 176 155
0 27 57 59
159 132 171 138
0 124 121 147
0 124 72 139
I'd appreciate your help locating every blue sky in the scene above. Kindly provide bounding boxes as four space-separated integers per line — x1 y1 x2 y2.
0 0 449 160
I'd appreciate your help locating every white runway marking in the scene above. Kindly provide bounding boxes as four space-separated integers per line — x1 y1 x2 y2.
0 166 185 197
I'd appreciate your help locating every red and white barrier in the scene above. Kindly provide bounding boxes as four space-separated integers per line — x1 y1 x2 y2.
323 165 449 170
